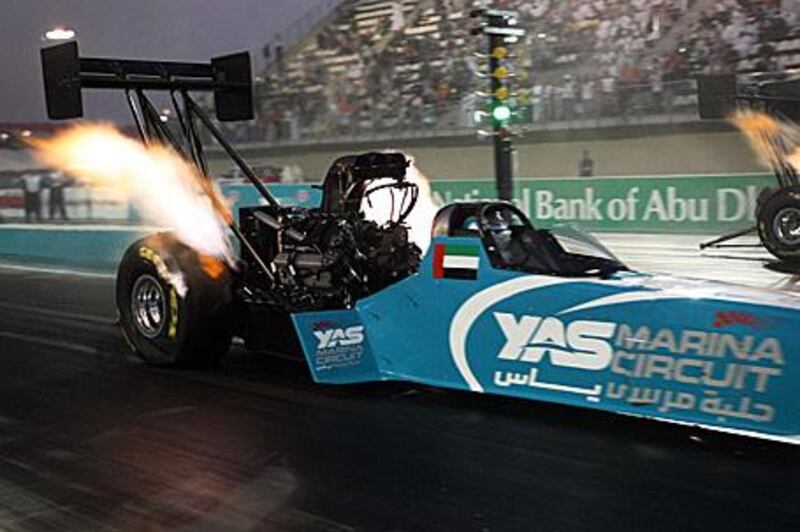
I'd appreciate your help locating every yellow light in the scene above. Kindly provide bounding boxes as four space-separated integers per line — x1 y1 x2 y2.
494 86 509 100
492 46 508 60
493 66 509 79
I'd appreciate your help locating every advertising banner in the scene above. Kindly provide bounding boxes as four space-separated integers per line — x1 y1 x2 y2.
220 183 321 212
430 174 775 234
0 174 775 234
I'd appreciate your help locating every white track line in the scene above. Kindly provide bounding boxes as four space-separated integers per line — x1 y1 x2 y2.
0 301 113 325
0 262 115 279
0 224 158 232
0 330 102 356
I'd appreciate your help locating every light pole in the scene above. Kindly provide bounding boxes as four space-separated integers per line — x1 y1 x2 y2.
470 8 525 201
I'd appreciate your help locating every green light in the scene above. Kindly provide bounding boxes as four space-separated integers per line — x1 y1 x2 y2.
492 104 511 122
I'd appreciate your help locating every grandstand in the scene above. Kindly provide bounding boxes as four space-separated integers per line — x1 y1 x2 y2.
241 0 800 144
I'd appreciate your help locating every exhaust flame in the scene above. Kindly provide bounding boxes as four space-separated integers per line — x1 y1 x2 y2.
32 124 234 265
730 109 800 172
361 156 440 253
198 254 227 280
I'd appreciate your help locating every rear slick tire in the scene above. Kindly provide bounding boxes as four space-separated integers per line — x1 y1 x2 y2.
116 233 235 368
757 186 800 263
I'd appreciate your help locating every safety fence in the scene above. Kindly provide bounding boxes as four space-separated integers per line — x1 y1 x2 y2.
225 79 702 145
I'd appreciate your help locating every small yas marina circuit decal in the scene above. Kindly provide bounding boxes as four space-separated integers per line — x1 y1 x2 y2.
311 321 365 371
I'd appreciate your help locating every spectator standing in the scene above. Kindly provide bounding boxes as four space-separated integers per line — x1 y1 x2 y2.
649 64 664 112
48 171 68 221
578 150 595 177
21 171 43 223
601 74 616 116
391 1 406 31
562 75 576 121
274 35 284 75
580 77 595 119
531 80 544 123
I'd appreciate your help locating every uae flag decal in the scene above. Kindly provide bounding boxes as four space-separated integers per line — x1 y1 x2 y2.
433 243 479 280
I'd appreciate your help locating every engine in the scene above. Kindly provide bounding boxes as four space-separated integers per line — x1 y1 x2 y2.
238 153 423 313
240 205 421 311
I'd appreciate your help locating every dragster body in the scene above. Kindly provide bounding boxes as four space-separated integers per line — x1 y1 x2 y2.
39 42 800 445
293 230 800 443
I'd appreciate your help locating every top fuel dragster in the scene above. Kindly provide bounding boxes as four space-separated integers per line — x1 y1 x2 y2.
42 43 800 444
698 72 800 261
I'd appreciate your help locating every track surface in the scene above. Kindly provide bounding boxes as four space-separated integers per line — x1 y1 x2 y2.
1 235 799 531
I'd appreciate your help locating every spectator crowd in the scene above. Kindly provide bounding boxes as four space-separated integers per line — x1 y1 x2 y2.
244 0 800 143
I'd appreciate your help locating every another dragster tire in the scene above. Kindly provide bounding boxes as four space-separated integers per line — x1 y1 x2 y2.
116 233 235 368
757 186 800 262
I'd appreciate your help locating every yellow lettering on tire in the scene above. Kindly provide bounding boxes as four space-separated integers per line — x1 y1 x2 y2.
168 287 178 339
139 246 169 279
139 244 188 298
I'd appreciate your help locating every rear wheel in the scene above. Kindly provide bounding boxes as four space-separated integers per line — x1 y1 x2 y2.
116 233 235 367
757 186 800 262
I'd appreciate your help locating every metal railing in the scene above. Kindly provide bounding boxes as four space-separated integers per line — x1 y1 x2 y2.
227 79 702 146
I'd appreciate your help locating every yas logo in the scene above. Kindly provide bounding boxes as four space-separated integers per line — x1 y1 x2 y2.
494 313 616 370
314 326 365 350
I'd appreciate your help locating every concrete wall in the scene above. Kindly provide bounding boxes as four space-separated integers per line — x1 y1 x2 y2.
2 122 763 182
209 124 764 181
0 225 147 271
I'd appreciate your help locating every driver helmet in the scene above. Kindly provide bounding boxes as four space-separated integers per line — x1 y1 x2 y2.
486 210 512 246
487 210 511 233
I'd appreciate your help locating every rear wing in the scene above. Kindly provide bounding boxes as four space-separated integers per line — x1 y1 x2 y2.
40 41 281 279
41 41 252 121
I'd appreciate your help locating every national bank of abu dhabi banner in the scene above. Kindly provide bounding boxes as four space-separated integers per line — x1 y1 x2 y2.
430 174 775 234
1 175 775 235
228 174 774 234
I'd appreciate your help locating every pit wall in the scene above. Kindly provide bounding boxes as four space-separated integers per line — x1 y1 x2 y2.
213 130 763 181
0 184 321 272
0 174 774 271
0 224 149 271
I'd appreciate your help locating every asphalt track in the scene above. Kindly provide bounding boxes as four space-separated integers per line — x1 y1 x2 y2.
0 234 799 531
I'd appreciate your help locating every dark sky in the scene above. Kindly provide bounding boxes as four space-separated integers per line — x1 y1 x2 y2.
0 0 318 123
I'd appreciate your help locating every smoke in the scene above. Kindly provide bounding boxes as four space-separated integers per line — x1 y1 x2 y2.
32 124 235 265
361 156 441 254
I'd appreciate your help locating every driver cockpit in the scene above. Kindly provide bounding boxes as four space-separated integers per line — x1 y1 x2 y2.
431 201 626 278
